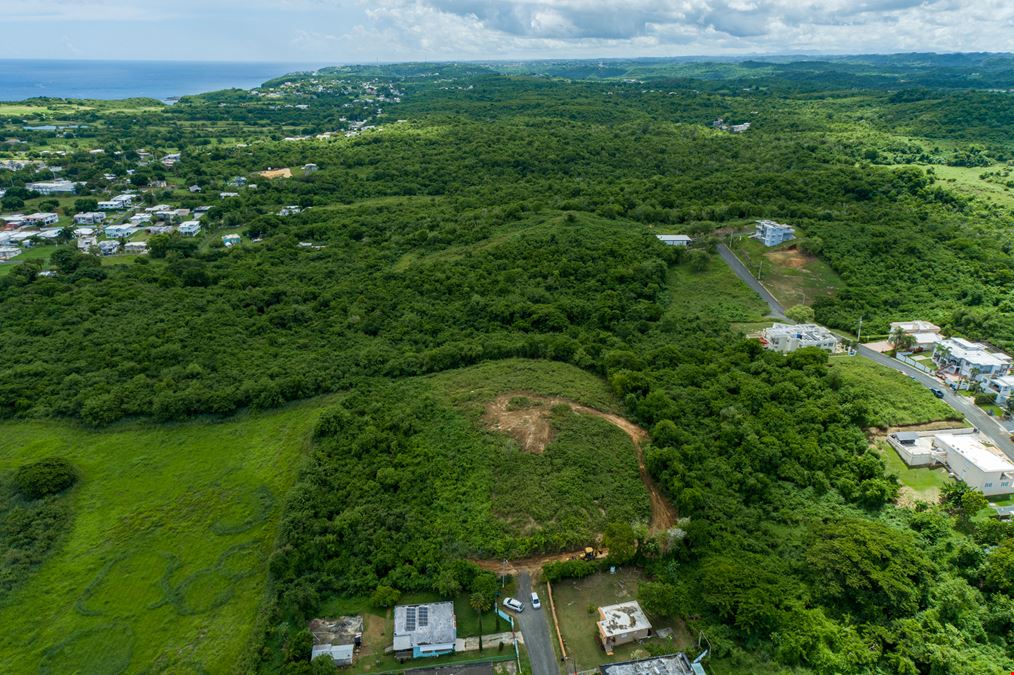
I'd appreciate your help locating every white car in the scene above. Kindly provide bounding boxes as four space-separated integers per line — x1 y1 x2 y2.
503 597 524 613
531 592 541 609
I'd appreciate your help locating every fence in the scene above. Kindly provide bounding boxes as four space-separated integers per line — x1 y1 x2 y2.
896 353 933 374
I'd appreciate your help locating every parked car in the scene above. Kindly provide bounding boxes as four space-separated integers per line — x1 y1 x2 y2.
931 388 945 399
530 592 541 609
503 597 524 613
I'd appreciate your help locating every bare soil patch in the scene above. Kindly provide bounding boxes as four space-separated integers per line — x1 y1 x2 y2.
483 392 677 534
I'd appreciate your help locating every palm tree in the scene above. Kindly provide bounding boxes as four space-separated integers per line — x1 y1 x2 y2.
469 592 492 651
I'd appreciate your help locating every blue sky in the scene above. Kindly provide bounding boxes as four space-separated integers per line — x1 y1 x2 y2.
1 1 1011 62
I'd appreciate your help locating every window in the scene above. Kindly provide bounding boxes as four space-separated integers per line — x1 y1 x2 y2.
984 482 993 488
1001 482 1010 488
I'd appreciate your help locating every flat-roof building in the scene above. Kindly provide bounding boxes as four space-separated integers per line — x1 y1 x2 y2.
597 601 652 653
754 219 795 247
392 602 456 659
935 433 1014 496
309 616 363 665
600 653 699 675
656 234 692 247
760 323 838 353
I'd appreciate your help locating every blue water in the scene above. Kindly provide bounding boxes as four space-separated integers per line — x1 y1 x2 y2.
0 59 326 102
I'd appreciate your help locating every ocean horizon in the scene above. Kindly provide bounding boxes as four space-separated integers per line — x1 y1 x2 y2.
0 59 328 102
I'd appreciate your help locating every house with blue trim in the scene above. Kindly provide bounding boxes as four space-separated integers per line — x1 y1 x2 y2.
392 601 456 659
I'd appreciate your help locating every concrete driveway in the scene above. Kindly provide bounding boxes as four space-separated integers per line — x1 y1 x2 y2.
514 572 559 675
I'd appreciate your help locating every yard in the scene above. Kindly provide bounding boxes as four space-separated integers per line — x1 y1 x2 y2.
549 568 690 673
875 440 953 505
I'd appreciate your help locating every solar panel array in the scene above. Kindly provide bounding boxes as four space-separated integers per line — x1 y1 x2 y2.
418 606 429 627
405 607 416 631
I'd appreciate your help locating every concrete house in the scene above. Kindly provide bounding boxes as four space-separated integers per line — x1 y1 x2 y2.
309 616 363 665
392 602 456 659
600 653 698 675
656 234 692 247
933 338 1011 384
597 601 652 653
104 225 137 239
935 433 1014 496
760 323 838 353
890 320 942 351
987 375 1014 406
0 246 22 260
98 240 120 256
77 236 98 252
98 194 135 210
26 179 76 195
74 212 107 225
124 241 148 254
754 220 795 247
24 212 60 226
179 221 202 236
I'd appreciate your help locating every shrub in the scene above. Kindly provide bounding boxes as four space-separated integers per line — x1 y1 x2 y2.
13 458 77 500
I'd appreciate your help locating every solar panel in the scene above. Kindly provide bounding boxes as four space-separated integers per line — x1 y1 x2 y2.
405 607 416 632
418 606 428 627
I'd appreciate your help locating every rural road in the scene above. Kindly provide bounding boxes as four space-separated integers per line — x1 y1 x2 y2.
515 572 558 675
716 245 1014 458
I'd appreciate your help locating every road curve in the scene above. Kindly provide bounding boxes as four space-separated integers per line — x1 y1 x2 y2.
715 247 1014 458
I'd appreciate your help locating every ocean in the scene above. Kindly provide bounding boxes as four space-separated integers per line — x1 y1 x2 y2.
0 59 326 102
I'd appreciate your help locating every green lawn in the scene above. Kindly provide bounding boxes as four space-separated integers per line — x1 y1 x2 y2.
0 397 328 673
830 357 961 428
876 440 953 504
551 568 690 673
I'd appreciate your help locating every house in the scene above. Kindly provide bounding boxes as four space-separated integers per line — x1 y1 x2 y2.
98 240 120 256
597 601 652 653
222 234 241 247
194 205 212 215
104 224 137 239
258 167 292 179
760 323 839 353
656 234 692 247
35 228 63 241
73 227 96 237
303 163 319 174
189 185 202 193
124 241 148 254
0 246 21 261
933 338 1011 384
987 375 1014 406
392 602 456 659
600 653 699 675
220 192 239 200
24 212 60 226
2 214 25 227
309 616 363 665
179 221 202 236
729 122 751 133
890 320 943 351
934 433 1014 496
26 179 77 195
753 220 795 247
98 194 134 210
147 225 174 235
74 212 106 225
229 176 247 187
279 205 302 216
77 236 97 252
130 213 153 225
145 204 172 213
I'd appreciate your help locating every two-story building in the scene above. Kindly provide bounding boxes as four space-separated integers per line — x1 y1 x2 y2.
934 433 1014 496
760 323 839 353
753 219 795 247
987 375 1014 406
889 320 943 352
26 179 76 195
933 338 1011 385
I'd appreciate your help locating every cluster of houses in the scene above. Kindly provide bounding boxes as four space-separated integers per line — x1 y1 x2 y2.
890 321 1013 405
888 428 1014 496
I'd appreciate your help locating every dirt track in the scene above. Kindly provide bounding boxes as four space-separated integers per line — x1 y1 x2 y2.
485 393 678 537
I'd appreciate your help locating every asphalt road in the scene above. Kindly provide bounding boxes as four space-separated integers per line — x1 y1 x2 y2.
715 245 1014 459
514 572 558 675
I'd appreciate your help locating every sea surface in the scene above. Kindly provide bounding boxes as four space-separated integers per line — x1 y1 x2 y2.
0 59 326 102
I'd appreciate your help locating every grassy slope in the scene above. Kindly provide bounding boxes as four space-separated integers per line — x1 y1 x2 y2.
0 398 326 673
730 236 842 308
829 357 961 428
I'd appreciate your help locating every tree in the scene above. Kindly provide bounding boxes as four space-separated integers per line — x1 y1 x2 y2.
686 249 709 272
469 591 492 650
785 305 815 323
890 328 917 353
370 585 401 608
73 197 99 214
603 521 637 565
13 457 77 499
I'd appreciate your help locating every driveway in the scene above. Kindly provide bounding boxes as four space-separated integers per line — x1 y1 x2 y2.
715 247 1014 459
514 572 559 675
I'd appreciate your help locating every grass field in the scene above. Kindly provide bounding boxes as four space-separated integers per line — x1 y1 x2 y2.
919 164 1014 209
730 237 841 308
876 440 953 504
551 569 690 673
829 357 961 428
0 398 328 673
661 260 769 325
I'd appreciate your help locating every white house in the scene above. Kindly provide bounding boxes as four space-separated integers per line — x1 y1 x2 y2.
987 375 1014 406
73 227 96 237
935 433 1014 496
279 205 302 216
754 219 795 247
97 240 120 256
129 213 153 225
77 236 98 252
392 602 456 659
0 246 22 260
890 320 943 351
98 194 135 210
26 179 76 195
74 212 106 225
761 323 839 353
189 185 202 193
303 163 319 174
23 212 60 226
124 241 148 254
309 616 362 665
655 234 692 247
104 224 137 239
219 192 239 199
145 204 172 213
179 221 202 236
597 602 652 652
933 338 1011 384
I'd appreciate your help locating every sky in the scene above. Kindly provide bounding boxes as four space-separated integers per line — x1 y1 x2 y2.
1 0 1012 63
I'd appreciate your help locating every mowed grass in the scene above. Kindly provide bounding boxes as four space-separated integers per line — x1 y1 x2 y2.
876 440 953 504
0 398 327 673
730 237 841 308
550 568 690 673
830 357 961 428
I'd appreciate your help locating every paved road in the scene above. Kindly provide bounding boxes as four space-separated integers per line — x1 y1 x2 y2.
716 245 1014 458
514 572 558 675
717 243 787 320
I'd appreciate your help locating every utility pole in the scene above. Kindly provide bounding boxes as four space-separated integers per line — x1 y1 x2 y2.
855 315 863 356
501 559 508 588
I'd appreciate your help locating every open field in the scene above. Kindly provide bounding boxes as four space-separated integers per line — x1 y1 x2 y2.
551 568 690 672
829 357 961 428
730 237 841 308
660 261 769 325
920 164 1014 209
0 397 328 673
